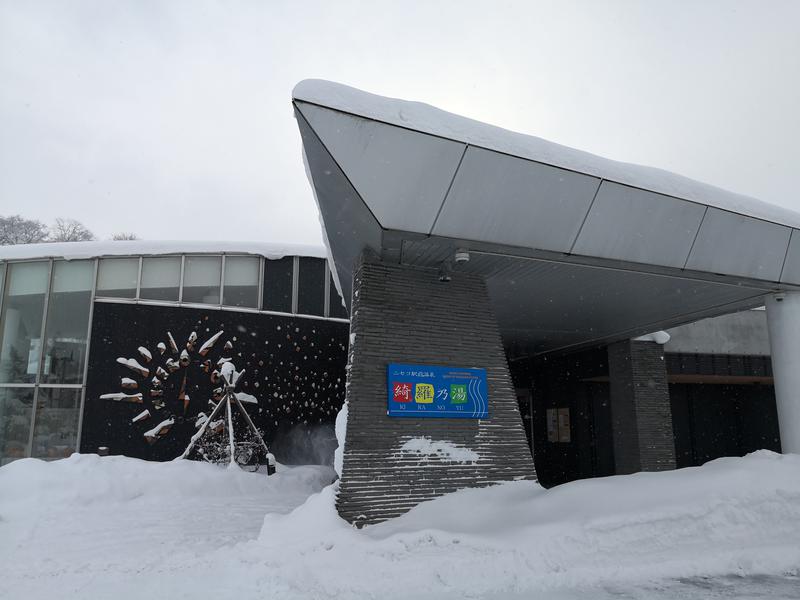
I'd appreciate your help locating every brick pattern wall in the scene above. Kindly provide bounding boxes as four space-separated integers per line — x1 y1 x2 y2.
608 340 676 474
337 257 536 526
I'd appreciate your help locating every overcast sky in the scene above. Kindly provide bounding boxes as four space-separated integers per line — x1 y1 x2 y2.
1 0 798 246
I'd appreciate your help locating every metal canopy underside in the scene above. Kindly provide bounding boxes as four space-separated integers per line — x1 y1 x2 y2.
293 82 800 356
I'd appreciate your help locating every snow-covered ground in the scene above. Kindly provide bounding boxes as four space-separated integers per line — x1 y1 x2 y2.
0 456 335 599
1 451 799 599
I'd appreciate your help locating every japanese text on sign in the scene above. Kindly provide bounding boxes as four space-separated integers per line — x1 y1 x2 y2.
387 363 488 419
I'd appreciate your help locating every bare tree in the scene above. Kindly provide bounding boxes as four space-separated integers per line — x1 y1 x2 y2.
0 215 49 245
111 232 139 241
49 218 96 242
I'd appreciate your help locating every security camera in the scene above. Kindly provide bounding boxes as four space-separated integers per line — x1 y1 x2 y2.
775 293 786 303
454 249 470 264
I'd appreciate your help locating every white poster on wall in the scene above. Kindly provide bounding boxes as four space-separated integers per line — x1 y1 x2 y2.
547 407 571 443
27 338 41 375
546 408 558 442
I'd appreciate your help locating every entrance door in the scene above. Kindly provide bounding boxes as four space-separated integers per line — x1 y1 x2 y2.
515 388 533 457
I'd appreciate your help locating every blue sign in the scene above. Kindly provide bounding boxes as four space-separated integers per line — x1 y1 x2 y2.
387 363 488 419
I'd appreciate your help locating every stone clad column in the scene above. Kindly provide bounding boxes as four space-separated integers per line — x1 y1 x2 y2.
337 254 536 526
607 339 676 474
765 292 800 454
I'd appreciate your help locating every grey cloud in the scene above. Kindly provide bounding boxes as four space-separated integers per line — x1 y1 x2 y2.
1 0 798 244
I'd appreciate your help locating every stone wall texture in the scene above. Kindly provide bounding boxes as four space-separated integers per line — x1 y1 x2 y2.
337 257 536 526
608 339 676 474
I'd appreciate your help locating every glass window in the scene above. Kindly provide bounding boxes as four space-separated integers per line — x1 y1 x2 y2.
0 387 34 465
328 271 348 319
263 257 294 313
298 257 325 316
182 256 221 304
0 261 49 384
40 260 93 384
223 256 259 308
30 387 81 459
140 256 180 301
97 257 138 298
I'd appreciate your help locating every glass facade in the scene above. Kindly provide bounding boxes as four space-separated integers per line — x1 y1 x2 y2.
182 256 221 304
0 387 34 465
30 387 82 459
140 257 181 301
97 257 138 298
0 251 347 465
223 256 259 308
0 261 49 384
41 261 93 384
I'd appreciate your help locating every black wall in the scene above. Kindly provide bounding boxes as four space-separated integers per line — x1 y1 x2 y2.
81 302 349 464
670 383 781 468
513 347 781 486
512 347 614 487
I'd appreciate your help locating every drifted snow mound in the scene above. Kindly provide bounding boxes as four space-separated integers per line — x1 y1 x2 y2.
1 452 798 599
0 453 335 596
333 400 347 478
0 453 332 511
397 436 479 463
255 451 800 598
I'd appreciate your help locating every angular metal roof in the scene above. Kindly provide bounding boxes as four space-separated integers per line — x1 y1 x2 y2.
293 80 800 355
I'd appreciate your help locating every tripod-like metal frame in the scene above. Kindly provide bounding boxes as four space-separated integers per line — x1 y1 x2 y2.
180 380 271 472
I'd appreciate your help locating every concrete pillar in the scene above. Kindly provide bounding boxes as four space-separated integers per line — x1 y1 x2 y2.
607 339 676 474
765 292 800 454
337 254 536 526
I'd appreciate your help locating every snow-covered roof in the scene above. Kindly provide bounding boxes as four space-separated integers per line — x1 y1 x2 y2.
293 80 800 356
0 240 327 261
294 79 800 229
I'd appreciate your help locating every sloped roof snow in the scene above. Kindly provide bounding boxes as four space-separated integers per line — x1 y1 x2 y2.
293 79 800 229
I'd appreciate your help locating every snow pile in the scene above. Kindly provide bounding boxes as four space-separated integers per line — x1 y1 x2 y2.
235 391 258 404
253 451 800 598
0 454 334 600
397 436 479 463
333 400 348 478
633 330 671 344
294 80 800 229
1 451 799 599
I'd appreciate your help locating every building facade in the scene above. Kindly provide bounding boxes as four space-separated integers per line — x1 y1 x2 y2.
294 79 800 524
2 81 797 530
0 242 349 466
0 240 784 513
511 309 780 487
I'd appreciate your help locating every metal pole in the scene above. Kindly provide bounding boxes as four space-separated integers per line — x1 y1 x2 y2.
766 292 800 453
179 392 227 459
232 394 271 455
226 390 235 466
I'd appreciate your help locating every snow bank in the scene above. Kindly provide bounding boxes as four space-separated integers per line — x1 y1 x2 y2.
0 453 332 515
0 454 336 600
294 80 800 229
333 400 348 478
0 239 326 261
397 436 479 463
253 451 800 597
2 451 798 599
